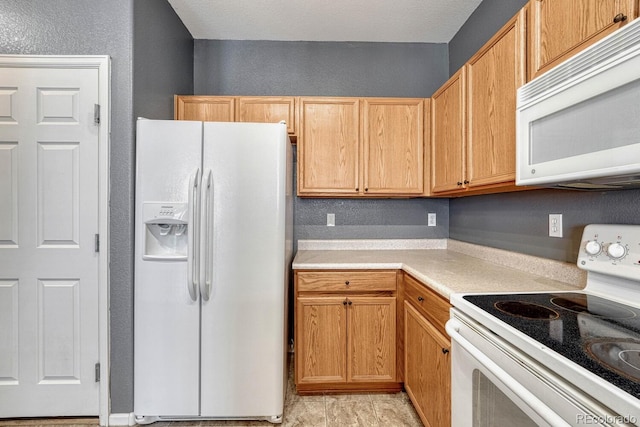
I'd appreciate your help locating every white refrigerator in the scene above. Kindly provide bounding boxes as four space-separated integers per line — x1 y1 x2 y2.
134 119 292 424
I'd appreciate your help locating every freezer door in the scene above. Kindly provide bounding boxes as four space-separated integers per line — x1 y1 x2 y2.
200 122 288 418
134 119 203 417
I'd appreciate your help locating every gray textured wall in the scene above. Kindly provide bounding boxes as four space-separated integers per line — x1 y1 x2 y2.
0 0 193 413
0 0 135 412
447 0 640 262
195 40 448 98
134 0 194 119
194 39 451 245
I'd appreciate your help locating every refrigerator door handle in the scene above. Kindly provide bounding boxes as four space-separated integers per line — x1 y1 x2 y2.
200 169 213 301
187 168 201 301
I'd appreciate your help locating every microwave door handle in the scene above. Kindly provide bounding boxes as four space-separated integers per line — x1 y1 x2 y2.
199 169 213 301
187 168 200 302
446 319 572 427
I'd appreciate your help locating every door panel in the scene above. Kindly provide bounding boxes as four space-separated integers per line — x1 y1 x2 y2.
0 66 100 417
296 297 347 384
348 297 396 382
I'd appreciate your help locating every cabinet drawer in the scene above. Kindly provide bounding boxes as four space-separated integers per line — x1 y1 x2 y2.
297 271 397 293
403 274 450 336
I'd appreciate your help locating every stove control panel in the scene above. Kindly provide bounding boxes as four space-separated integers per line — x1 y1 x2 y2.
578 224 640 281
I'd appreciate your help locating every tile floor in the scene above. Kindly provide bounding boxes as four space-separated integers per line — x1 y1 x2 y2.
0 356 423 427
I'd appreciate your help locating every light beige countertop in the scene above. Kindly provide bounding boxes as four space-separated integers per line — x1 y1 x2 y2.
293 239 586 301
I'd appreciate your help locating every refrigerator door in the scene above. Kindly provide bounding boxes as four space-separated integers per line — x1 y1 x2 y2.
134 119 203 417
200 122 288 418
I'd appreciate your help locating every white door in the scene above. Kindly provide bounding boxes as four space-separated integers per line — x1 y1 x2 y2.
0 65 101 417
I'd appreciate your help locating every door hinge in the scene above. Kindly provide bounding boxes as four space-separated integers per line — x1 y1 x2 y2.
95 234 100 253
94 104 101 126
95 362 101 382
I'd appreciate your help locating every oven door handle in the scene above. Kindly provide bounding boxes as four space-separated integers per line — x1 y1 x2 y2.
446 319 572 427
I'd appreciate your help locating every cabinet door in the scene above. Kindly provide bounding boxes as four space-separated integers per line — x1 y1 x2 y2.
237 97 296 134
404 302 451 427
363 99 424 195
296 296 347 384
298 98 361 196
347 297 396 382
431 68 466 193
530 0 638 79
174 96 235 122
466 9 526 188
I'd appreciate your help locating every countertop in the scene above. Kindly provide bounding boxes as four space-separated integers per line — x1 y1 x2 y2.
292 239 586 301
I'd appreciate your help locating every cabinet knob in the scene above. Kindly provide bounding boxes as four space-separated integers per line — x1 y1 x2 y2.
463 180 469 184
343 300 348 306
364 188 368 192
417 296 424 302
355 187 359 191
613 13 627 23
348 301 352 306
442 348 450 354
345 281 350 286
457 181 463 186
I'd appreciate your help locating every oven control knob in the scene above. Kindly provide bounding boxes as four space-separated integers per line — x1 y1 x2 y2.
606 242 627 259
584 240 602 256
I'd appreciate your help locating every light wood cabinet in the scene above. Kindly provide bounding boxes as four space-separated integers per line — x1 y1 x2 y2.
529 0 639 80
466 8 526 189
236 97 296 134
294 270 400 393
431 9 526 196
403 274 451 427
431 68 466 193
175 95 235 122
297 97 361 196
174 95 296 135
363 98 424 195
297 97 426 197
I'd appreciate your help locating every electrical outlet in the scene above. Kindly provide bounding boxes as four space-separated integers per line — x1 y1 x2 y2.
549 214 563 238
327 213 335 227
428 213 437 227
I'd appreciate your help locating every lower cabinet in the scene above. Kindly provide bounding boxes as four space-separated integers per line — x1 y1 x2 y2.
404 274 451 427
294 270 400 393
293 269 452 426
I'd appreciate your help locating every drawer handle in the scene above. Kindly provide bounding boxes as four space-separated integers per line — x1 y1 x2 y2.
345 281 350 286
417 296 424 302
442 348 449 354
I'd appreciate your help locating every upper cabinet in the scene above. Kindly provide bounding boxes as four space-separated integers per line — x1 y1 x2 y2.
529 0 639 79
236 97 296 134
297 97 426 197
362 98 424 196
431 69 466 194
175 95 235 122
174 95 297 135
431 8 527 196
466 8 527 189
297 97 361 196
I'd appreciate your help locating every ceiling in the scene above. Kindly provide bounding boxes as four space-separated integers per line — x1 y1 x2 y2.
168 0 483 43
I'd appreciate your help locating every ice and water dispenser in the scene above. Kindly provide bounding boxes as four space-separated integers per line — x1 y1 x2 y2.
142 202 188 260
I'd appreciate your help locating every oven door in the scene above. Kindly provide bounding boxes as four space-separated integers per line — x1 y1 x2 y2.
446 310 615 427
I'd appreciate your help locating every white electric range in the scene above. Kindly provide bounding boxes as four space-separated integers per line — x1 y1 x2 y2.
447 224 640 426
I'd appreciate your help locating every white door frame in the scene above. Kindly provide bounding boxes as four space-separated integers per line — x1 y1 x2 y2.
0 54 111 425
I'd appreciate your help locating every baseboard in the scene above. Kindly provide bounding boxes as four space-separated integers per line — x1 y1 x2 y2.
108 413 136 426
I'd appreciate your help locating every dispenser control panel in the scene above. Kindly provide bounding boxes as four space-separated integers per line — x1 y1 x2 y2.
143 202 188 223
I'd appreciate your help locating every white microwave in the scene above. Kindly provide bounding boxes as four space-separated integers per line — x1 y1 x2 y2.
516 18 640 190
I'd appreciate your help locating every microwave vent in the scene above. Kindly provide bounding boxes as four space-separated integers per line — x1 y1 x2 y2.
519 18 640 105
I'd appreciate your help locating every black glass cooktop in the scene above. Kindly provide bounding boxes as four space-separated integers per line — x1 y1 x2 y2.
463 292 640 399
